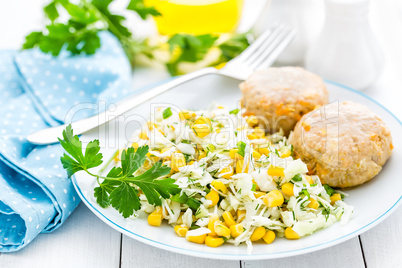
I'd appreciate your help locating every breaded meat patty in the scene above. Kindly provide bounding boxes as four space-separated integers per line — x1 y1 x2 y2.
289 101 393 188
240 67 328 136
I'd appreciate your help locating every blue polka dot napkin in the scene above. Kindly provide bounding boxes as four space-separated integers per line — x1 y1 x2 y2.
0 32 134 252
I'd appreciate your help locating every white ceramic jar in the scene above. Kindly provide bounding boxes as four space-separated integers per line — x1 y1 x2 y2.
305 0 384 90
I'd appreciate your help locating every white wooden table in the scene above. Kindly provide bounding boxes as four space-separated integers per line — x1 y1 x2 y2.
1 0 401 267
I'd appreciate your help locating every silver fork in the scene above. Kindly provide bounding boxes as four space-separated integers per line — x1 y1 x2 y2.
27 24 296 145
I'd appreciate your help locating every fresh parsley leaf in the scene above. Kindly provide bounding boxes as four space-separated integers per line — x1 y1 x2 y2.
120 146 148 176
127 0 161 20
170 193 201 210
163 107 173 119
109 181 141 217
94 186 111 208
229 108 239 115
167 34 218 75
218 33 251 61
59 124 103 177
237 141 246 157
59 125 180 218
44 1 59 21
23 0 158 62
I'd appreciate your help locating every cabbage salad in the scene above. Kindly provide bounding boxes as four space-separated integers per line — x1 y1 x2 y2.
114 105 353 252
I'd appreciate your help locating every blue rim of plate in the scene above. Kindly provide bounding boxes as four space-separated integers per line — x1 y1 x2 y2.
72 79 402 259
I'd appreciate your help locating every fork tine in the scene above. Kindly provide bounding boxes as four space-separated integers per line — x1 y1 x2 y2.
228 23 280 64
249 27 296 70
240 24 287 66
253 28 297 70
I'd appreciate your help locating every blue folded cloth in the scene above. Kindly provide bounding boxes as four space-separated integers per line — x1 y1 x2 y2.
0 32 134 252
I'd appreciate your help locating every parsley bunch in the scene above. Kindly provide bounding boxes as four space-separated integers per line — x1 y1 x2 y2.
23 0 251 74
23 0 159 63
59 125 180 218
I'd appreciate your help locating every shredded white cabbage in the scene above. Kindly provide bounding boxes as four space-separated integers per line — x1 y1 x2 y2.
120 105 353 252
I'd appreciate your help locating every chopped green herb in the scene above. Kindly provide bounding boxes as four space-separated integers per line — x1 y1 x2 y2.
163 107 173 119
251 183 257 192
237 141 246 157
323 184 336 197
300 189 310 199
229 108 240 115
291 174 303 182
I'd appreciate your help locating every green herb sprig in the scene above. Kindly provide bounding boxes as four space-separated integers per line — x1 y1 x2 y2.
59 125 180 218
23 0 159 63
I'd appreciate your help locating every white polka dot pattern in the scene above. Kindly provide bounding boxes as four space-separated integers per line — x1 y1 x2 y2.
0 32 132 252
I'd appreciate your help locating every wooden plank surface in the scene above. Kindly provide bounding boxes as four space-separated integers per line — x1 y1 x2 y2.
121 235 240 268
242 237 365 268
0 204 122 268
360 206 402 268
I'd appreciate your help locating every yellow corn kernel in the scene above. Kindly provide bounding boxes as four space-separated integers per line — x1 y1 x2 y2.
186 233 207 244
281 182 294 196
206 190 220 207
263 190 284 207
179 111 194 120
262 230 276 244
229 148 239 159
211 180 228 194
236 126 247 131
281 149 292 158
307 198 319 209
222 211 236 227
161 146 172 154
237 210 246 223
267 165 285 177
146 152 159 163
250 226 266 242
253 127 265 138
195 116 211 125
330 193 342 205
114 149 122 162
154 206 166 214
197 150 207 160
305 175 314 184
252 151 261 159
192 124 212 138
214 221 231 238
217 105 224 109
220 166 234 179
247 133 258 140
236 159 248 173
253 191 265 199
139 131 148 140
205 236 225 247
256 147 269 156
246 115 259 127
132 142 139 150
285 227 300 240
230 223 244 238
208 214 219 236
171 152 186 172
147 211 163 227
174 225 188 237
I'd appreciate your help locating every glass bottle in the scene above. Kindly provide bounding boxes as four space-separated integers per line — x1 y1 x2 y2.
305 0 384 90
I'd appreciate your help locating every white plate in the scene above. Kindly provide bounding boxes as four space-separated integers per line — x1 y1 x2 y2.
72 74 402 260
